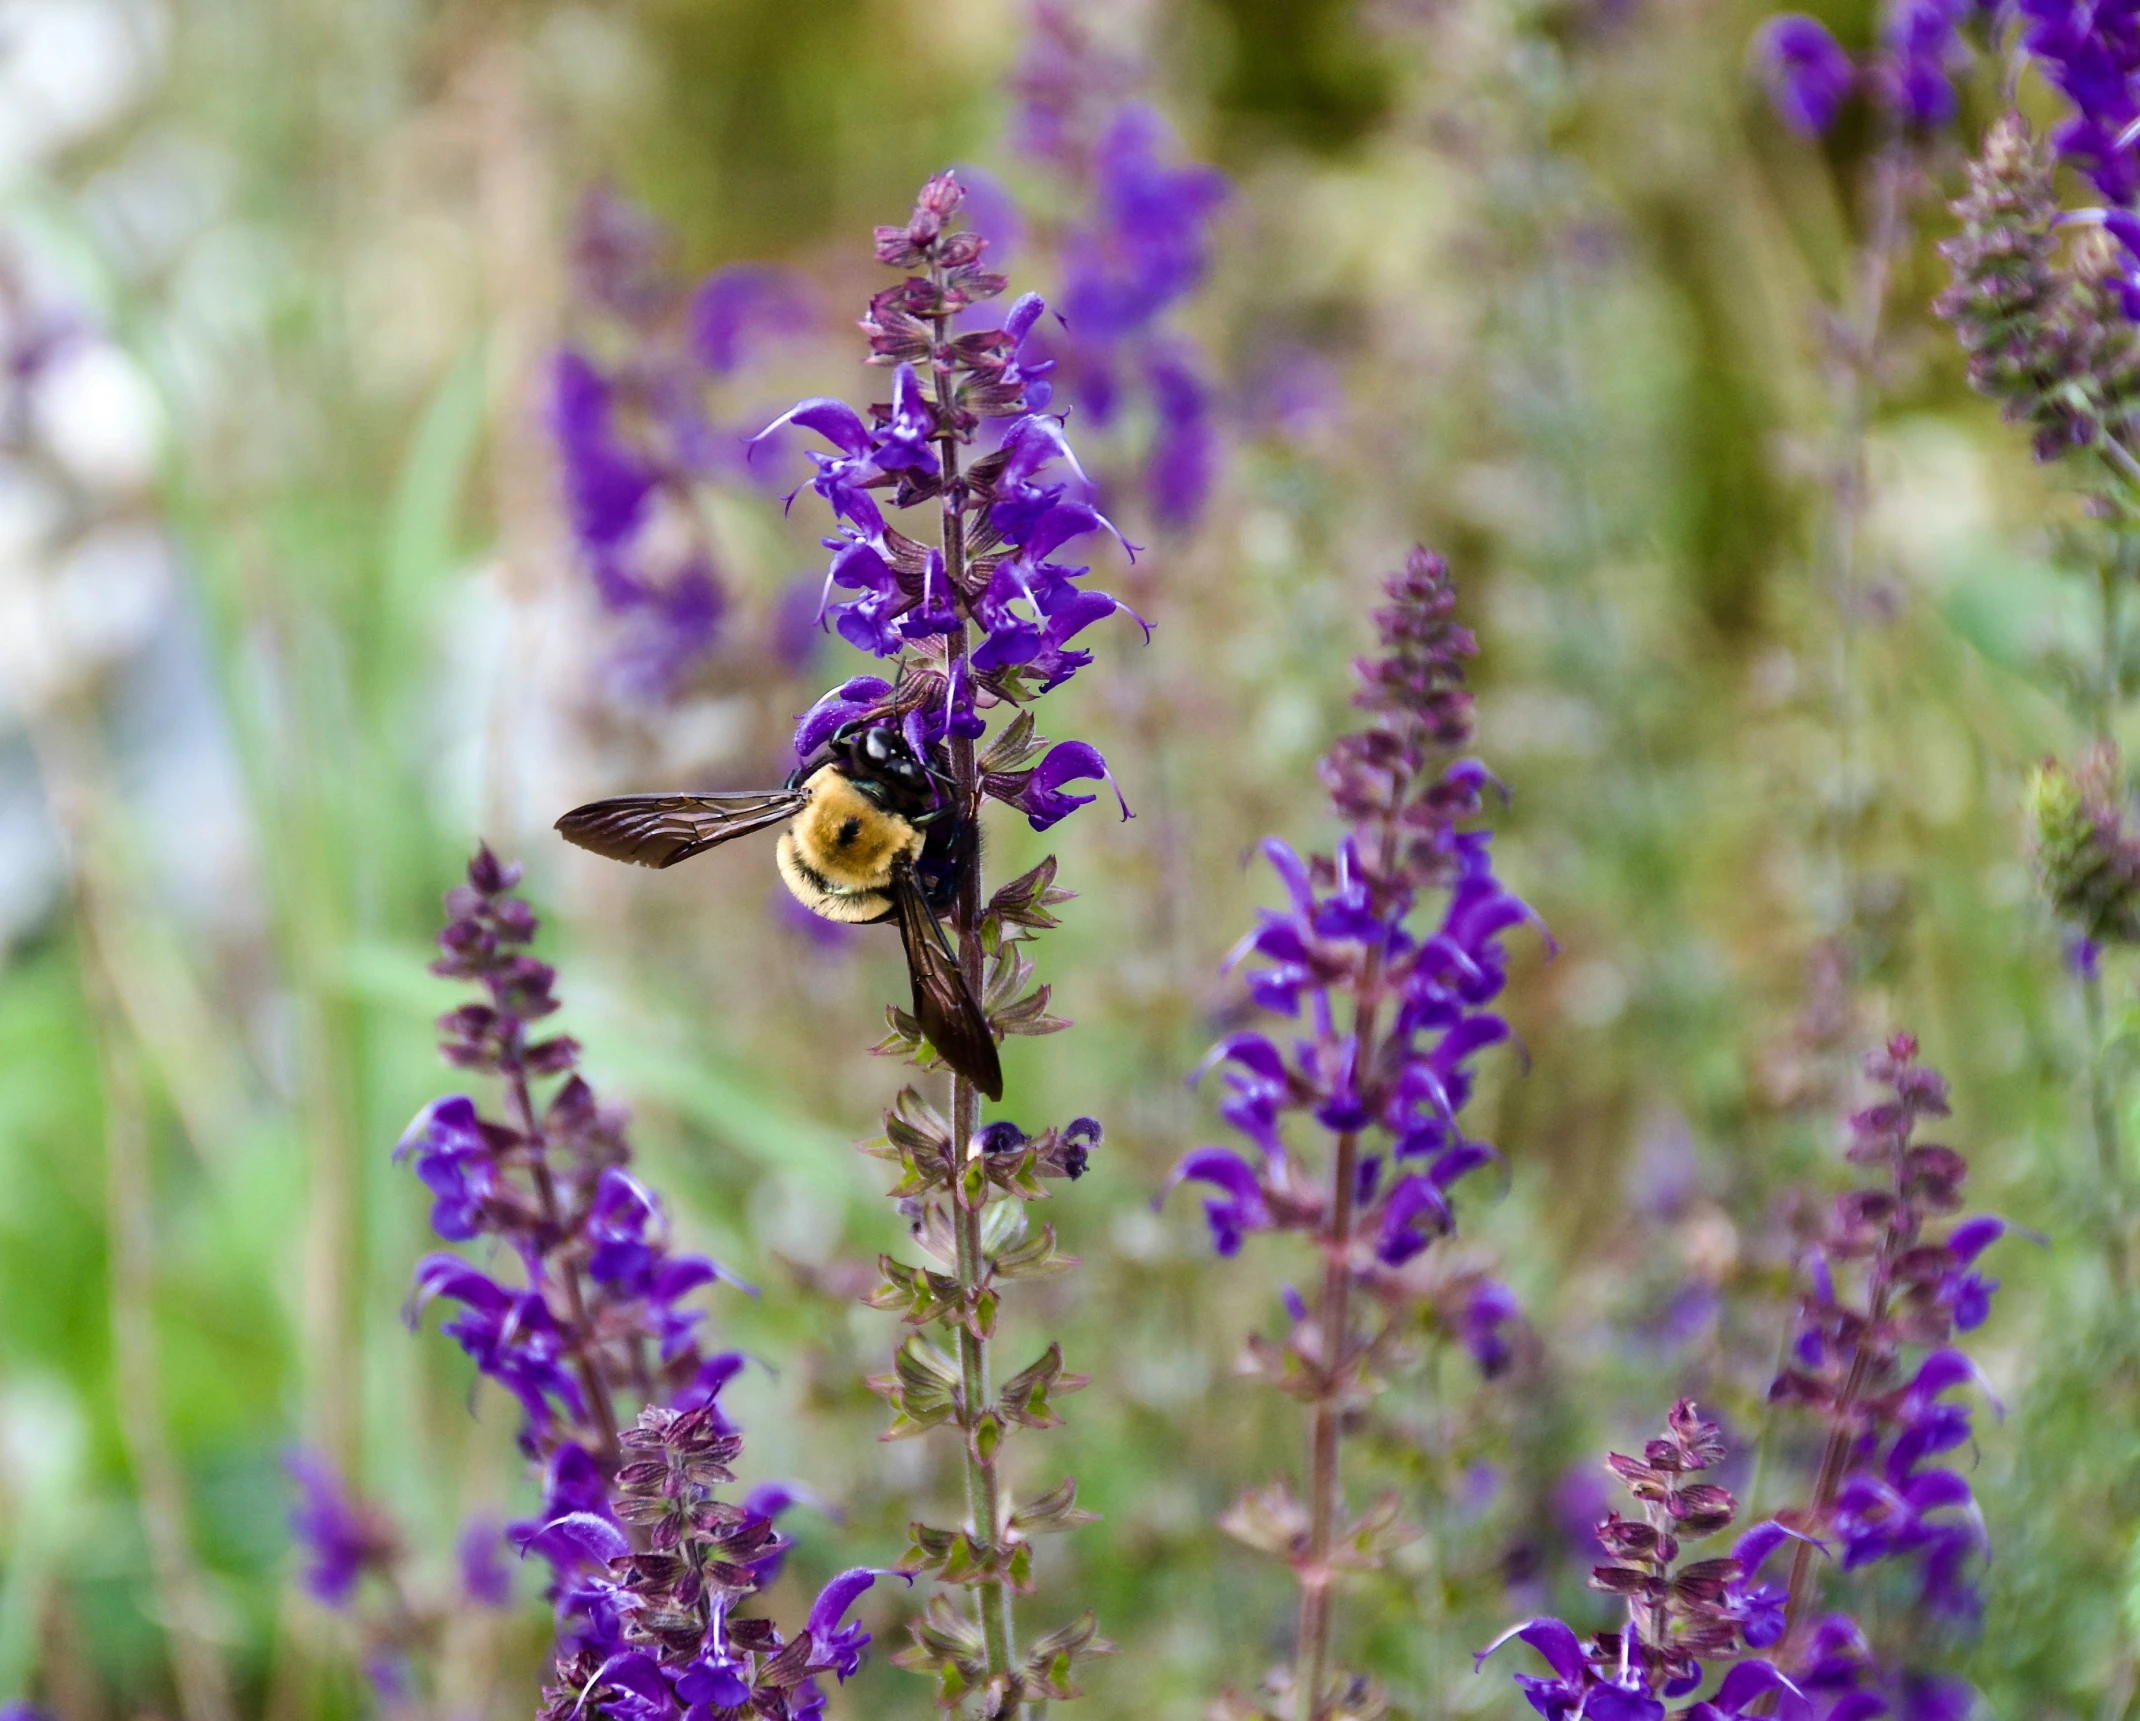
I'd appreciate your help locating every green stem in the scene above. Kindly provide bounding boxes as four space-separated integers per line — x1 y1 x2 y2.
1780 1133 1907 1656
1825 140 1905 943
932 292 1019 1704
1294 938 1388 1721
506 1066 622 1465
2084 967 2132 1296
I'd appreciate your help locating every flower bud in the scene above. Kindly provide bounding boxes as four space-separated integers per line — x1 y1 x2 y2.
2025 743 2140 943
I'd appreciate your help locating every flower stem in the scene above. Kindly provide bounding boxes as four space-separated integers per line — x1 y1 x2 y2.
1780 1128 1908 1653
933 308 1020 1702
1295 945 1386 1721
2083 967 2133 1296
505 1066 621 1464
1825 139 1906 941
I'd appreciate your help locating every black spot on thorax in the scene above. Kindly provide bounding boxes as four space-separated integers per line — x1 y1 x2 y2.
835 817 861 847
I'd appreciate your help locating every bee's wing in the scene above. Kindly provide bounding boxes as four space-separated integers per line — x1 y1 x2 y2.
554 791 806 869
890 861 1004 1102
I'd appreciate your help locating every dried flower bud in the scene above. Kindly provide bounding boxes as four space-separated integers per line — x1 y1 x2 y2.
2026 743 2140 943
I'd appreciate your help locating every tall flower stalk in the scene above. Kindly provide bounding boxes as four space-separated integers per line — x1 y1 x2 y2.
757 173 1138 1716
1484 1038 2002 1719
1938 95 2140 1294
1753 2 1985 957
1765 1036 2004 1679
1164 550 1533 1721
390 849 891 1721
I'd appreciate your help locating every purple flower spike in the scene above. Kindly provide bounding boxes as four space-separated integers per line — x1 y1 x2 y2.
553 187 840 705
689 264 810 374
1755 14 1858 135
1009 13 1229 525
1176 551 1536 1707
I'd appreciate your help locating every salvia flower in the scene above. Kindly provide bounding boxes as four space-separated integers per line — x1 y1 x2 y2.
553 185 812 703
287 1451 400 1607
1480 1402 1809 1721
285 1450 511 1708
400 848 749 1620
1752 2 1981 137
538 1405 901 1721
1008 4 1230 529
758 173 1139 821
749 173 1121 1715
1935 116 2140 460
1168 549 1537 1721
1754 16 1858 136
1766 1036 2006 1634
2018 0 2140 205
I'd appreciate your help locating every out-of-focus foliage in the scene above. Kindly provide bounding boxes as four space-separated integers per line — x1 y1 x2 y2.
0 1 2132 1720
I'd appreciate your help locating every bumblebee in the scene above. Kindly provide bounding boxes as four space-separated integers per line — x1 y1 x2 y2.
554 724 1003 1100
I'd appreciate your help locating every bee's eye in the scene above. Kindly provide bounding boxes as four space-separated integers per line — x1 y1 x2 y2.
863 729 892 761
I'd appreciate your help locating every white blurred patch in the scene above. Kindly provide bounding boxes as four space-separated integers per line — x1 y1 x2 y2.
0 1372 84 1496
31 337 164 492
47 519 169 660
1561 956 1628 1025
0 0 167 182
1864 419 1999 589
653 695 752 777
81 126 231 273
1476 687 1602 758
0 741 65 952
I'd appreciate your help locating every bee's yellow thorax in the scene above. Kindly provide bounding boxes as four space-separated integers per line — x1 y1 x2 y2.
775 766 924 923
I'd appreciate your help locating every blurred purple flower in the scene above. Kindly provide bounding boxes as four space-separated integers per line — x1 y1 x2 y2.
690 265 812 374
1875 0 1969 127
1754 14 1857 135
458 1516 513 1608
2020 0 2140 204
1461 1279 1522 1377
287 1451 398 1607
1010 10 1230 529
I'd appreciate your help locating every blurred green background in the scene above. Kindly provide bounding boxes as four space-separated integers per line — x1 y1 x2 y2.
0 1 2133 1718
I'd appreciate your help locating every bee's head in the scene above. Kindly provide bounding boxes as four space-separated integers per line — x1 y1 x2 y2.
820 722 943 805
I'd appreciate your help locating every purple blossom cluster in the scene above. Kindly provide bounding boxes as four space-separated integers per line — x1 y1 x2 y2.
2000 4 2140 322
757 172 1140 830
1766 1035 2007 1629
1168 548 1534 1720
1481 1403 1817 1721
287 1452 403 1607
1752 2 1979 137
1485 1039 1998 1721
1009 3 1229 529
2018 1 2140 207
535 1406 893 1721
1163 547 1532 1362
552 186 812 703
314 847 897 1720
284 1452 512 1704
396 847 747 1468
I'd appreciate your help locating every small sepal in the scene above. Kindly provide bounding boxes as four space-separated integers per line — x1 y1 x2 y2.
999 1341 1086 1428
871 1334 962 1438
1021 1613 1114 1702
1011 1476 1100 1535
